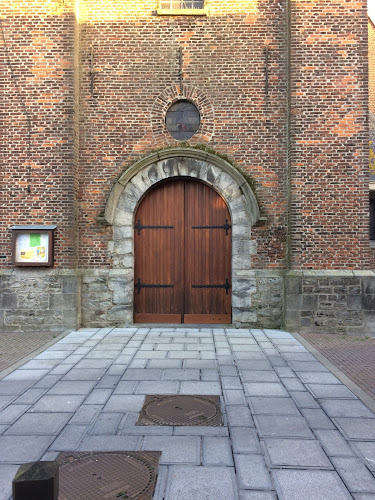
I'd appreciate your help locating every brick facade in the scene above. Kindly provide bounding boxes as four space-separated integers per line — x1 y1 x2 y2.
0 1 374 332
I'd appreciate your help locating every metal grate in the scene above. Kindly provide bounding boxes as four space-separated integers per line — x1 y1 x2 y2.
137 395 223 426
56 452 161 500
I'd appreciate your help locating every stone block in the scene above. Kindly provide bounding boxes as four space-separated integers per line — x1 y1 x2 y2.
13 461 59 500
248 397 300 415
232 427 260 453
235 454 273 490
203 437 233 466
314 430 355 457
0 435 54 463
331 457 375 493
255 414 313 438
50 425 88 451
142 436 200 465
265 438 332 468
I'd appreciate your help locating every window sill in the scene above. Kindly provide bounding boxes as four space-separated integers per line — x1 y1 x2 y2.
156 8 207 15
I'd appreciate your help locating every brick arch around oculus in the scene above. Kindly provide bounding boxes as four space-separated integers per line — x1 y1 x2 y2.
105 148 260 325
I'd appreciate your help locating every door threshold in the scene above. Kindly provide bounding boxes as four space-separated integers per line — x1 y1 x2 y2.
132 323 235 328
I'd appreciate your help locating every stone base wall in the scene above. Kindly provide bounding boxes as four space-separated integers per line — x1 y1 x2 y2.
2 269 374 333
285 271 375 334
0 270 80 333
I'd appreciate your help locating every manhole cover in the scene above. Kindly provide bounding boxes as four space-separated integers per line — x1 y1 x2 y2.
137 395 223 426
56 451 161 500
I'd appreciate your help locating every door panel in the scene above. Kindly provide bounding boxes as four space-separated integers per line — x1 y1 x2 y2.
134 178 231 324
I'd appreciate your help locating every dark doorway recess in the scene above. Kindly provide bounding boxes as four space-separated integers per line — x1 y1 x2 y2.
134 178 232 324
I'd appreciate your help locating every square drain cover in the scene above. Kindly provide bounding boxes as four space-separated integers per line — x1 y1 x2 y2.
56 451 161 500
137 395 223 426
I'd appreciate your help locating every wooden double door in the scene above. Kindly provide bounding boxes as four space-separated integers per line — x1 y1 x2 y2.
134 178 232 324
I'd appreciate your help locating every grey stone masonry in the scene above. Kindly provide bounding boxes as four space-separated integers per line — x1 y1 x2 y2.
285 270 375 334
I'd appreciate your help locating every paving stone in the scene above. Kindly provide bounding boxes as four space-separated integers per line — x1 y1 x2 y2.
353 494 375 500
219 365 238 376
90 413 122 435
221 376 242 390
216 348 232 355
353 442 375 471
236 361 273 372
235 454 273 490
169 351 200 359
96 375 121 388
0 404 29 424
165 465 238 500
272 470 352 500
34 375 62 388
289 361 329 372
0 435 54 462
50 424 88 450
255 415 314 438
13 388 46 405
136 381 179 394
264 438 332 468
248 397 300 415
223 389 247 405
0 424 9 434
241 371 280 383
239 491 277 500
103 394 145 412
86 350 121 359
156 344 184 351
180 381 221 395
331 457 375 493
20 359 60 370
147 360 183 369
282 378 306 391
63 354 86 364
174 426 229 436
0 380 33 395
142 436 200 464
268 356 288 367
301 408 336 429
290 390 320 408
297 372 342 385
3 369 50 381
128 359 148 368
74 359 112 369
5 412 71 435
203 437 233 466
62 368 106 381
47 380 97 395
122 368 163 380
162 369 200 383
245 383 288 397
69 404 102 424
307 384 356 399
274 367 295 378
184 360 217 369
320 400 375 419
0 464 22 500
105 363 127 375
283 353 317 362
232 427 261 453
227 405 254 427
79 434 141 451
335 418 375 440
112 381 138 394
135 351 167 359
201 370 220 381
30 395 86 413
314 430 356 457
49 364 75 375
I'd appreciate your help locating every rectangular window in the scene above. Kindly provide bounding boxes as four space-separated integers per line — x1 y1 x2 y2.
370 192 375 241
158 0 206 15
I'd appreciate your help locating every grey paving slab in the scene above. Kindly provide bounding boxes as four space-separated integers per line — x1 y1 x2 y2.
79 434 140 451
180 381 221 395
353 494 375 500
102 394 145 412
353 442 375 471
74 358 113 369
201 370 220 381
1 466 18 500
331 457 375 493
50 424 88 451
272 470 352 500
320 400 375 419
122 368 163 380
227 405 254 427
307 384 356 399
13 388 46 405
335 418 375 440
30 394 86 413
224 389 247 405
248 397 300 416
264 438 332 468
274 367 295 378
239 492 277 500
236 360 273 371
90 413 122 435
314 430 356 457
165 465 238 500
33 374 62 388
0 404 29 424
106 364 127 375
290 391 320 408
241 371 280 383
135 351 167 359
300 408 336 429
245 383 288 397
112 381 138 395
255 415 314 438
220 365 238 376
2 369 50 381
47 380 97 395
174 426 229 436
62 368 106 380
141 436 201 464
281 378 306 392
288 360 329 372
184 360 217 369
235 454 273 490
136 381 179 394
282 353 318 362
147 359 183 369
203 437 233 466
35 350 71 359
0 435 54 463
5 412 71 435
221 376 242 390
297 371 342 385
49 364 75 375
96 375 121 388
231 427 261 453
0 380 33 395
69 404 102 424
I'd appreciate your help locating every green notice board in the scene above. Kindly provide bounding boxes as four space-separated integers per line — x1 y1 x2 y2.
30 233 41 247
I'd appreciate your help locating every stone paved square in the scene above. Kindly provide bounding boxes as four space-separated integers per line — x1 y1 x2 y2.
0 326 375 500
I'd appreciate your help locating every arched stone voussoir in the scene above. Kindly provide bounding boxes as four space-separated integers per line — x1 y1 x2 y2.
105 148 260 225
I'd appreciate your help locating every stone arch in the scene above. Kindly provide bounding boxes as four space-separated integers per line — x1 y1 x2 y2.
106 148 260 325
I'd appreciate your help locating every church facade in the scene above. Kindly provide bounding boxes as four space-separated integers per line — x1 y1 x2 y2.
1 0 374 333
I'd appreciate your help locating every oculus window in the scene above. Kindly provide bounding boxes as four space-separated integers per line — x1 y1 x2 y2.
165 100 200 141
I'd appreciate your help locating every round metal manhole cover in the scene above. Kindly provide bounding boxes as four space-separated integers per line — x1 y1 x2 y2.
56 452 160 500
138 395 222 426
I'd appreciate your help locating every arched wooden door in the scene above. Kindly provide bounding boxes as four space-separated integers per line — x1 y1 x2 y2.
134 178 231 324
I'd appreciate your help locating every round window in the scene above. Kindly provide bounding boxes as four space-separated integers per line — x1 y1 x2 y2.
165 100 200 141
